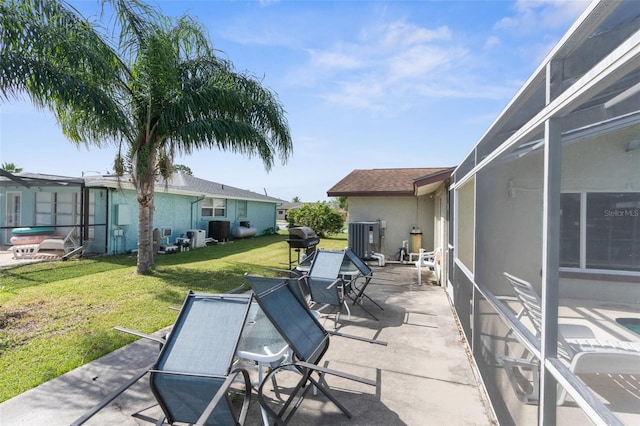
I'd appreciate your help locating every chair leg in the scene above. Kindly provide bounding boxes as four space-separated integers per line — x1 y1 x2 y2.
307 374 353 419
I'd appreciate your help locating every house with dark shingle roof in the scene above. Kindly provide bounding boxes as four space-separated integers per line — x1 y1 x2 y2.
327 167 453 261
0 171 284 255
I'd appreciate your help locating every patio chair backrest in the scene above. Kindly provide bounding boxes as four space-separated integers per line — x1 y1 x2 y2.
308 249 345 279
245 275 310 307
150 291 252 425
503 273 543 335
345 248 372 276
253 281 329 365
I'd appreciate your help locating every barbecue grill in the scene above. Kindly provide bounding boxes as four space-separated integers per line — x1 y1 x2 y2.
286 226 320 266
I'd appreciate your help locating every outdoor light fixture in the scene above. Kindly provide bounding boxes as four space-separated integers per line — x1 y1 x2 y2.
508 179 516 198
626 139 640 152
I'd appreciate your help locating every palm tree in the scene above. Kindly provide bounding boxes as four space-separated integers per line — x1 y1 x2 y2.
1 162 23 173
0 0 292 274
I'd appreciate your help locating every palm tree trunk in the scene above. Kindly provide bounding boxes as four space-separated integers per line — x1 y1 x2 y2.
137 189 154 274
136 161 156 275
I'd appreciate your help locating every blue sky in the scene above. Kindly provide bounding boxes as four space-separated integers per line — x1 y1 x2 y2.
0 0 590 202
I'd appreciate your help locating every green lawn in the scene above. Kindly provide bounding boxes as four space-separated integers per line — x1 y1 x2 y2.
0 233 347 402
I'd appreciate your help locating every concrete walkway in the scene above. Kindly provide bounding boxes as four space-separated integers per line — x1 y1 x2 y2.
0 264 496 425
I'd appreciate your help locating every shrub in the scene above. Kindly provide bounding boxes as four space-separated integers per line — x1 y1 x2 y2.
287 203 344 237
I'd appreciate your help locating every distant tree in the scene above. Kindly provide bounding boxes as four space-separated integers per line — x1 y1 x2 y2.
173 164 193 175
0 162 22 173
0 0 292 275
292 196 301 202
337 196 348 211
287 203 344 237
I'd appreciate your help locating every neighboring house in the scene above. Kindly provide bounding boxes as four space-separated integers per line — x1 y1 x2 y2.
276 202 304 222
0 171 284 255
327 167 453 262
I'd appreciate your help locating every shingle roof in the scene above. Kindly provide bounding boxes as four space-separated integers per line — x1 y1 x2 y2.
84 172 284 203
327 167 453 197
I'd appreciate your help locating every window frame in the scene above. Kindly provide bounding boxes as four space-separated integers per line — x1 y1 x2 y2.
560 191 640 275
201 197 227 217
236 199 247 219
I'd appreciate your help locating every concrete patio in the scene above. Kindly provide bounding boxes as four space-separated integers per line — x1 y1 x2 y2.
0 260 497 425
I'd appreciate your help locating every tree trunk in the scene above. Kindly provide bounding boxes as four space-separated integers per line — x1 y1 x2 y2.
136 172 155 275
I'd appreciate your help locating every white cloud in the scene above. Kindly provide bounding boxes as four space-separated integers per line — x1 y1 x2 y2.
484 36 501 50
289 19 480 113
307 47 362 70
495 0 589 33
376 22 452 48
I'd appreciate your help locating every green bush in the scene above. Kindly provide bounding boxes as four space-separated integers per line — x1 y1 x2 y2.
287 203 344 237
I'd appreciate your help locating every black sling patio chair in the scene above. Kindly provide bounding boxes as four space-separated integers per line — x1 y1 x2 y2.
150 291 255 426
252 280 376 425
71 291 254 426
299 249 353 328
343 248 383 320
244 273 310 307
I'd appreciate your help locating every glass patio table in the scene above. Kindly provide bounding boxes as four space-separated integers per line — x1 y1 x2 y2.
236 303 291 385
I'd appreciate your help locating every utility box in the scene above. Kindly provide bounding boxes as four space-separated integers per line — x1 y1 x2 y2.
115 204 131 226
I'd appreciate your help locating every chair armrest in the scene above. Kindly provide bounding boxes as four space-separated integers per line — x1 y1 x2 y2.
325 278 342 290
114 326 166 345
195 368 252 426
295 360 377 386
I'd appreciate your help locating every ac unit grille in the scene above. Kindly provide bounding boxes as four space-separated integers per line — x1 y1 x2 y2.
348 222 379 260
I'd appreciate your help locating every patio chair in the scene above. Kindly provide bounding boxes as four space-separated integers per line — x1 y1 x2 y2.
246 275 388 347
245 274 310 307
300 249 352 328
343 248 383 320
150 292 256 425
72 291 254 426
501 272 640 405
252 280 376 425
415 247 441 286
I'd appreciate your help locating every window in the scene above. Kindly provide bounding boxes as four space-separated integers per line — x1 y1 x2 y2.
35 192 53 225
560 193 581 268
202 198 226 217
237 200 247 219
560 192 640 272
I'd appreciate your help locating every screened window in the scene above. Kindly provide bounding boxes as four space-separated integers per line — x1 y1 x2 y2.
202 198 226 217
560 192 640 272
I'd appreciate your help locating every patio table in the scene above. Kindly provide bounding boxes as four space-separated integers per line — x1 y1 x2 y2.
236 302 291 426
236 303 291 384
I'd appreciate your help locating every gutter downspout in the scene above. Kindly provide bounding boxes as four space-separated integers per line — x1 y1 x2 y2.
191 196 206 229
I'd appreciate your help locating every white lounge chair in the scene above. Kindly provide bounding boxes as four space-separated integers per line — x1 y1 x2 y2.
10 227 84 261
502 272 640 405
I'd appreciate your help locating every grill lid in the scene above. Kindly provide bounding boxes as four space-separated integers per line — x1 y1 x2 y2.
288 226 318 239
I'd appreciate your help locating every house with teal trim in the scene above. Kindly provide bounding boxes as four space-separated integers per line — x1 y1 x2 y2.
0 171 283 255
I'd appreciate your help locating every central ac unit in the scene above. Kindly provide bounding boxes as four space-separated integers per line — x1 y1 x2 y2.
186 229 206 248
348 222 380 260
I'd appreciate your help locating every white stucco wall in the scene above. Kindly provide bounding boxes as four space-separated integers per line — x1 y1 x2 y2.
348 195 436 260
472 124 638 300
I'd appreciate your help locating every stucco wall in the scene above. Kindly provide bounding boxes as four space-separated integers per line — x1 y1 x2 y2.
348 195 435 260
106 189 277 253
472 125 638 300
